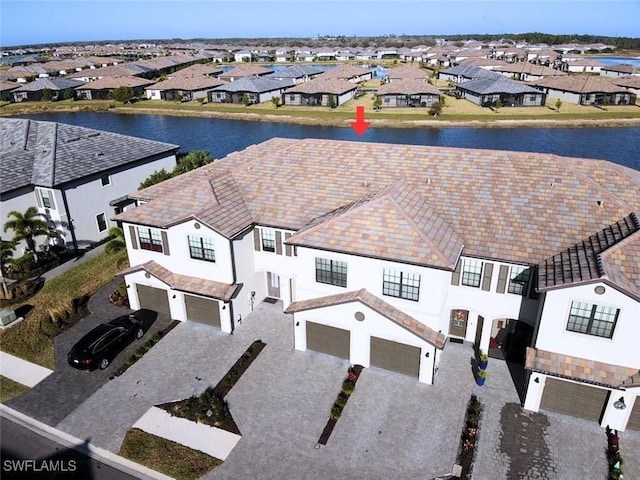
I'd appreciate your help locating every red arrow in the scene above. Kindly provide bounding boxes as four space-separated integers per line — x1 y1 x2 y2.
350 106 370 136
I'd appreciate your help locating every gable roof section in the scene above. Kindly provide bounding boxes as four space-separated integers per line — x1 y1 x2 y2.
75 75 154 90
457 76 542 95
286 78 357 95
377 79 441 96
147 75 226 92
120 261 239 301
288 181 463 269
12 77 85 92
210 76 291 93
440 64 502 79
0 119 178 194
285 289 446 348
530 75 632 94
539 213 640 299
266 65 325 79
386 65 428 80
218 65 273 80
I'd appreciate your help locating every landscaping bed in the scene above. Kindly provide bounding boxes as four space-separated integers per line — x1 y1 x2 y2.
0 375 30 403
157 339 266 435
119 428 222 480
318 364 363 445
456 394 484 479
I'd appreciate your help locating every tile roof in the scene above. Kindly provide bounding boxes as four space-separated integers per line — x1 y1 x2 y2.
0 118 178 193
457 76 543 95
385 65 429 80
458 58 510 68
284 289 446 348
210 76 291 93
288 181 463 269
147 75 226 91
602 64 640 75
285 78 357 95
440 64 502 79
116 138 640 269
75 75 154 90
377 79 441 96
539 214 640 299
218 65 273 80
171 64 223 77
266 65 325 79
0 81 19 92
12 77 85 92
68 64 151 78
609 75 640 89
120 261 239 301
493 63 568 77
529 75 632 94
526 347 638 389
316 64 373 80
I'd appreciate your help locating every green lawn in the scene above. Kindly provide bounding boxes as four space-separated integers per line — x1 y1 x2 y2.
119 428 222 480
0 375 30 403
0 248 128 369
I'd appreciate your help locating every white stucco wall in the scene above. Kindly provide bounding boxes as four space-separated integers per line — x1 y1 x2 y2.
292 301 437 384
533 283 640 368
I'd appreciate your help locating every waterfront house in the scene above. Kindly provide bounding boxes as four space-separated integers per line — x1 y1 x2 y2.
559 58 605 74
283 78 357 106
601 64 640 78
438 64 502 84
207 77 290 104
456 76 546 107
376 79 441 107
171 63 223 78
11 77 85 102
145 76 226 101
75 75 154 100
0 81 19 101
530 76 637 106
317 64 373 83
608 76 640 97
0 119 178 252
218 65 274 82
68 64 154 82
385 65 428 82
114 137 640 430
266 65 326 84
492 63 568 82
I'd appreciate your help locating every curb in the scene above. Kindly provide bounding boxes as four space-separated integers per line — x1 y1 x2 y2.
0 404 174 480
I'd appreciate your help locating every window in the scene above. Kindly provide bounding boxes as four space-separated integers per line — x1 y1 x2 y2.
508 266 531 295
461 259 483 287
96 213 107 232
261 228 275 252
566 301 619 339
383 269 421 301
315 258 347 288
188 235 215 262
100 174 111 186
138 227 163 252
38 188 56 210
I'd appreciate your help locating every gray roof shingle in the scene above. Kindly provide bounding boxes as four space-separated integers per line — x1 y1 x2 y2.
0 119 179 193
457 76 543 95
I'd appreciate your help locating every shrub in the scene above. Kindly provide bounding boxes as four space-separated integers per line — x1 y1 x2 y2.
108 281 129 307
341 379 355 394
429 101 442 116
330 405 343 420
8 252 36 275
335 392 348 407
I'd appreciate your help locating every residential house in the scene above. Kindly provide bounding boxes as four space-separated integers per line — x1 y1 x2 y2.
75 76 154 100
317 64 373 83
114 138 639 431
376 48 399 59
525 48 561 65
559 58 605 74
171 64 223 78
218 65 274 82
385 65 428 82
438 64 502 84
492 63 568 82
283 78 357 106
0 81 19 101
609 76 640 97
601 64 640 78
315 49 338 61
456 76 546 107
234 50 253 63
68 64 154 82
0 119 178 252
207 77 291 104
530 76 637 106
12 77 85 102
458 58 510 70
336 50 356 61
356 50 378 61
146 76 226 101
376 79 441 108
266 65 325 84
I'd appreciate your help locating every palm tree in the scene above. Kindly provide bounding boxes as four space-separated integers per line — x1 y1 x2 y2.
0 238 15 298
3 207 50 261
106 227 126 254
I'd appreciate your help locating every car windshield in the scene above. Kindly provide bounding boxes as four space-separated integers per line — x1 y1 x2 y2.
76 324 113 351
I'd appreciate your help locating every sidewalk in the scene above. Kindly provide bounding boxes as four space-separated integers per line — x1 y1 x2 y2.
40 243 108 282
0 351 53 387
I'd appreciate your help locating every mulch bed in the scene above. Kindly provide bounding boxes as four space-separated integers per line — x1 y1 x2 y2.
318 364 364 445
456 394 483 479
212 340 266 398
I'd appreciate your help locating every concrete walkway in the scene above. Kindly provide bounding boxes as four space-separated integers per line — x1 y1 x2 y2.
0 351 53 387
133 407 241 460
40 243 108 281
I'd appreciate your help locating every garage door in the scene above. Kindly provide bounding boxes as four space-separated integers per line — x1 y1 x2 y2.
370 336 421 378
136 284 171 316
540 377 608 422
628 397 640 430
185 294 220 328
306 322 350 359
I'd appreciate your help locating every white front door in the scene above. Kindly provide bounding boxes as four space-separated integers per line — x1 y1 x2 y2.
267 272 280 298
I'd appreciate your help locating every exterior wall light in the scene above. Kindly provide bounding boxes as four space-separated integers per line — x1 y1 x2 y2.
613 397 626 410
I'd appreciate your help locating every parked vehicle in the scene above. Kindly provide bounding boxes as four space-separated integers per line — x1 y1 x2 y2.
67 310 156 370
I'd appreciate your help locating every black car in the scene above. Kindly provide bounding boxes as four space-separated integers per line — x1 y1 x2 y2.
67 310 156 370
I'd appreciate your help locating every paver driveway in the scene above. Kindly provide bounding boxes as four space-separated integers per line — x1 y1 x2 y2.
6 279 170 426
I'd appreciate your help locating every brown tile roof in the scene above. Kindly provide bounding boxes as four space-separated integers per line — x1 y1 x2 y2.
458 58 509 68
120 260 239 301
494 63 568 77
602 64 640 75
317 64 373 81
75 75 154 90
526 347 638 388
115 138 640 268
284 289 446 348
288 181 463 269
539 214 640 299
171 64 223 77
377 79 441 96
609 75 640 89
68 65 145 79
385 65 428 80
218 65 273 80
285 78 357 95
0 81 19 92
147 76 226 92
530 75 631 93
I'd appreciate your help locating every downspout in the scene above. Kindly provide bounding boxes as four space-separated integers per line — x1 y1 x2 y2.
61 188 78 254
228 238 238 333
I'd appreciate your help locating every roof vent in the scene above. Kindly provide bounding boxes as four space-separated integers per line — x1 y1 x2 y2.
96 152 104 157
597 200 603 207
426 177 431 185
362 180 369 187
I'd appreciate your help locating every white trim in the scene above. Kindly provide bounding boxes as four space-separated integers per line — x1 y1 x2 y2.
100 173 111 187
95 212 107 233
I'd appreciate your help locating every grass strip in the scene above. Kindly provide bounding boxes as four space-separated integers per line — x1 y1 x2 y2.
0 375 30 403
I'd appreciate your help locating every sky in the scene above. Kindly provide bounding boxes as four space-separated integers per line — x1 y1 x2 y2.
1 0 639 47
